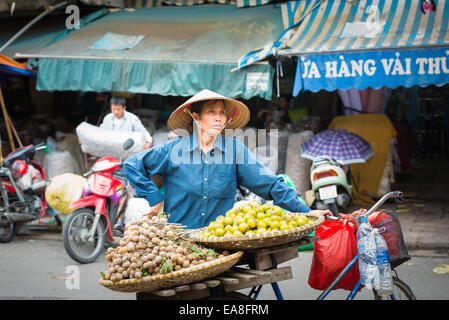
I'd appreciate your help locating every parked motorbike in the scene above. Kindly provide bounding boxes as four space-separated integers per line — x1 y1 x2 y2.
0 143 48 243
62 138 134 264
234 185 265 204
310 155 352 217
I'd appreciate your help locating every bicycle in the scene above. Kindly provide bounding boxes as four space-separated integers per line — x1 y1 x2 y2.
317 191 416 300
136 192 416 300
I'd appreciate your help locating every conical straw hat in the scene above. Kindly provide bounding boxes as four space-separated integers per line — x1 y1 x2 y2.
167 89 250 136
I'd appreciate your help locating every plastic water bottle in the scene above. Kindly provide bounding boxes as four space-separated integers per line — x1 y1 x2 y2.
356 216 379 289
374 228 394 296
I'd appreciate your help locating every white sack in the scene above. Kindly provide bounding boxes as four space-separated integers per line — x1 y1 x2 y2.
254 145 278 174
285 131 314 199
152 128 171 146
76 122 146 159
123 197 151 225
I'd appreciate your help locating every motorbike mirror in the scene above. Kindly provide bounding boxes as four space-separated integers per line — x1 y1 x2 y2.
123 138 134 151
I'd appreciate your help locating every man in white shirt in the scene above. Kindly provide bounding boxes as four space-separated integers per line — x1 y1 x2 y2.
100 96 153 149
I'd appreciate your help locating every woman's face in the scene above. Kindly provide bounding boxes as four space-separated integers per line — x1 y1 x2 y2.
193 100 227 136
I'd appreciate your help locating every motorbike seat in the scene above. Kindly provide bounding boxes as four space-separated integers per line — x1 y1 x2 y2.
2 145 35 168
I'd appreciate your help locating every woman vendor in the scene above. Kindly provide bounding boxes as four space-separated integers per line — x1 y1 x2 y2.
124 89 325 229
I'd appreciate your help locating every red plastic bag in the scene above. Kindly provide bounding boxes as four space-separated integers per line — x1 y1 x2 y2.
308 218 360 291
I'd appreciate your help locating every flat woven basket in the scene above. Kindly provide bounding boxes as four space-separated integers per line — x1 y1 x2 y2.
189 212 324 250
98 251 243 293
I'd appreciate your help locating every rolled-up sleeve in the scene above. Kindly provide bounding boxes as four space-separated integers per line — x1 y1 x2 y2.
269 179 310 213
124 143 169 206
234 139 310 213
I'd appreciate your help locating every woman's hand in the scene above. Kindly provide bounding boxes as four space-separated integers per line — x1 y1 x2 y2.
309 209 332 216
144 201 164 217
309 209 341 221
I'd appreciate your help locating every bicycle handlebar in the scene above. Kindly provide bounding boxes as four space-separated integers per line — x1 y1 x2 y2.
363 191 403 217
324 191 404 224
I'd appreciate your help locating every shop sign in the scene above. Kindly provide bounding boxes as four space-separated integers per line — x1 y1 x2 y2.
293 46 449 94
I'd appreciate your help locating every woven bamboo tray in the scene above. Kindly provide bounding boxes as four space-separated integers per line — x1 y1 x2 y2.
189 212 324 250
98 251 243 293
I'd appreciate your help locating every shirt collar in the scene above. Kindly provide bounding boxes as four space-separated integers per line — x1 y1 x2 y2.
182 130 226 153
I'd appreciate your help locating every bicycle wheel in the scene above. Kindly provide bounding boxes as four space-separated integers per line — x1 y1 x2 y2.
373 276 416 300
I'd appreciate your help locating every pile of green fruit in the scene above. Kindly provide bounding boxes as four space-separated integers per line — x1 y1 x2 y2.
202 201 311 238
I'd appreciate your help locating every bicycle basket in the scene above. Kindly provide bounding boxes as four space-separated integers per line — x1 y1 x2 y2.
368 210 410 269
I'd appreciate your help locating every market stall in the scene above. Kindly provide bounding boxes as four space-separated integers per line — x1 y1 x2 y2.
235 0 449 205
97 203 324 300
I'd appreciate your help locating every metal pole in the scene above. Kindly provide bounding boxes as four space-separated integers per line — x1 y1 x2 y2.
363 191 403 217
271 282 284 300
0 1 69 53
317 253 359 300
346 280 362 300
0 88 15 151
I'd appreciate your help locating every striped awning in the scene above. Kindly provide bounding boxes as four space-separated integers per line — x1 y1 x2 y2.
237 0 449 94
279 0 449 56
235 0 323 69
236 0 274 7
280 0 449 94
125 0 234 6
124 0 273 7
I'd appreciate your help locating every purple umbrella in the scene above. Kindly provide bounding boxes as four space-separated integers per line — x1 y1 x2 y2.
299 129 374 165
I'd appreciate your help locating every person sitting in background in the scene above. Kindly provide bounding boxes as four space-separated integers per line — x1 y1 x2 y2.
100 96 153 149
256 94 292 128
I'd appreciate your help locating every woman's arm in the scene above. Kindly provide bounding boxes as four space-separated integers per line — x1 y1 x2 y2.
123 143 171 207
234 139 310 213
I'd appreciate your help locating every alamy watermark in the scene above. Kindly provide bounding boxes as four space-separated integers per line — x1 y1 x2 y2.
169 126 280 175
62 4 280 175
65 265 80 290
65 4 80 30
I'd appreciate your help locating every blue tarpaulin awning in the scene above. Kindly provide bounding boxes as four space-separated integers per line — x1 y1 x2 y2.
280 0 449 95
0 53 36 81
17 5 284 100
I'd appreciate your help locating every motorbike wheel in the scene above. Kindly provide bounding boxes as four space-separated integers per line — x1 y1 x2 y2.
0 222 15 243
62 208 106 264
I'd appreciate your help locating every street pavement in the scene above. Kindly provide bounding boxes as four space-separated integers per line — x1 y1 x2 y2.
1 159 447 301
1 193 448 301
347 158 449 251
347 199 449 251
1 231 448 300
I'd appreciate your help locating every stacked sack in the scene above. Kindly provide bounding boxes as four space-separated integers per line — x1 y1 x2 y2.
285 131 314 200
76 122 147 160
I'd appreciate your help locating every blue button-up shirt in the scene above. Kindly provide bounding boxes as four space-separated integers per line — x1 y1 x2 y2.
124 131 310 229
